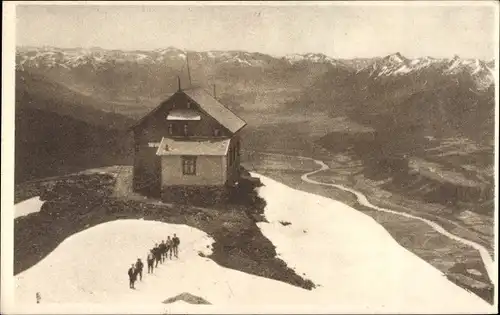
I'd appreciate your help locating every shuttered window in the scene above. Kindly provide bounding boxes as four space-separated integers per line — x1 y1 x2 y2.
182 156 197 175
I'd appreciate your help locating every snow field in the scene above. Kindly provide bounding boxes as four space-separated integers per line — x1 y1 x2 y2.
14 219 318 313
12 175 496 313
14 196 45 219
254 173 494 313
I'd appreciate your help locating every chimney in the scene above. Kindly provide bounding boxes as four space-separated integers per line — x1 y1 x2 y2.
213 84 216 99
177 76 181 91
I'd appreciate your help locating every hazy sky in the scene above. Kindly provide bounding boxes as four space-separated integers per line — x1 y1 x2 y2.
15 2 497 59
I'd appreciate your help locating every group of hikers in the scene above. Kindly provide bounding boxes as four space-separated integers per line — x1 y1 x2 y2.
127 234 180 289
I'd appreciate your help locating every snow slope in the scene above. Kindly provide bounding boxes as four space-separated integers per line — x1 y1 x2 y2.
254 174 495 313
11 175 495 313
14 197 45 219
13 220 318 314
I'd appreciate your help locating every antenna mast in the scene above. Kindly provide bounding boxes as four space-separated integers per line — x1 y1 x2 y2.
185 50 192 87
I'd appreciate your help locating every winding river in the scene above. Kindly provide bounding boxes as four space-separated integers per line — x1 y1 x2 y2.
249 151 496 286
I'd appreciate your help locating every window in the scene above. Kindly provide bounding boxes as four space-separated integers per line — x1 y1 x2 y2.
168 124 173 135
187 101 191 109
183 124 189 136
182 156 197 175
213 128 221 137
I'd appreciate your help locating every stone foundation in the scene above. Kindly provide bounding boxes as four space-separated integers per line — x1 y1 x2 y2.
161 185 229 206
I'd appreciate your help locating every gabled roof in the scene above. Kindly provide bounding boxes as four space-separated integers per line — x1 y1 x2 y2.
183 87 247 134
129 92 175 130
156 137 230 156
130 88 247 134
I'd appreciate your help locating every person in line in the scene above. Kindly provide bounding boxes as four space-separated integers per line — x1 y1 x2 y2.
135 258 144 281
128 263 137 289
159 240 167 263
147 250 155 273
166 236 173 260
153 243 161 267
172 234 180 258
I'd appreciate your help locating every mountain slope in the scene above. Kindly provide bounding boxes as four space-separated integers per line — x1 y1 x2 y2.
299 52 495 146
16 70 144 125
15 72 134 184
288 52 495 215
13 189 493 312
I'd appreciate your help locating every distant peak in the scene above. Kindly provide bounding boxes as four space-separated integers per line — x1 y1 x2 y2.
154 46 184 53
384 52 407 63
284 52 337 64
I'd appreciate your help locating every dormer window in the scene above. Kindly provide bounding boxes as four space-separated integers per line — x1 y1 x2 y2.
168 124 173 135
187 101 191 109
183 124 189 136
213 128 221 137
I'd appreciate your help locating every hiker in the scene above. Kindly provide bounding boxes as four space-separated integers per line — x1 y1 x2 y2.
159 240 167 263
128 264 137 289
135 258 144 281
172 234 180 258
166 236 173 259
147 250 155 273
153 243 161 267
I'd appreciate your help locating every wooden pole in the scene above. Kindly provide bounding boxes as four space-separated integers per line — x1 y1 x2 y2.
186 50 192 87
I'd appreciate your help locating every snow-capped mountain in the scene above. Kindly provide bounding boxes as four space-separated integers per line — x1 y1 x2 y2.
15 46 495 98
15 46 280 71
361 52 495 90
16 46 494 86
283 53 349 68
444 56 495 89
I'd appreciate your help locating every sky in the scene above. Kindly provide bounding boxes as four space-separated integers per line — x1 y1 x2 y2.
15 2 498 60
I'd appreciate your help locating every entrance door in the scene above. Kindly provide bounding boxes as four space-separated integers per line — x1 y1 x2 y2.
145 146 162 197
136 145 162 198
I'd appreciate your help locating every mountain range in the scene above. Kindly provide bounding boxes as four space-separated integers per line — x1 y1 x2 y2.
14 46 496 183
16 46 495 100
297 51 495 146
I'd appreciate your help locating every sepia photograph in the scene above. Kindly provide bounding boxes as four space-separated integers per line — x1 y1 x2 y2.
1 1 498 313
